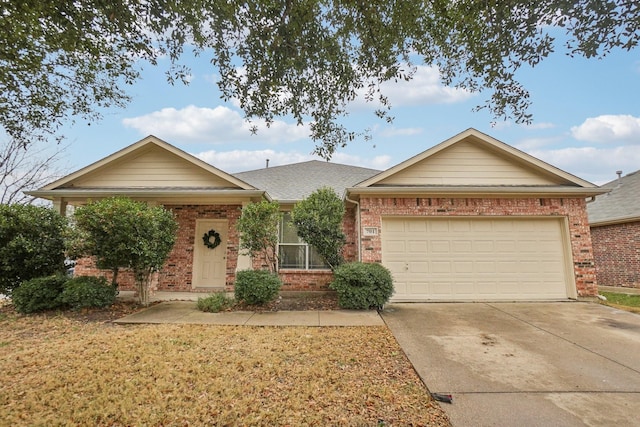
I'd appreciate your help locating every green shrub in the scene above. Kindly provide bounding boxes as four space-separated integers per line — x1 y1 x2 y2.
59 276 117 310
0 204 68 295
234 269 282 305
11 275 67 314
197 293 234 313
329 262 394 310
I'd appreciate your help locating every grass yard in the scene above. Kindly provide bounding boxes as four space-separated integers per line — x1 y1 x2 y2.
600 291 640 314
0 309 450 426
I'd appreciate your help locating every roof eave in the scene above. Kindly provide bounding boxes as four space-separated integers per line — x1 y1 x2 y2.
589 215 640 227
346 186 607 197
27 189 270 202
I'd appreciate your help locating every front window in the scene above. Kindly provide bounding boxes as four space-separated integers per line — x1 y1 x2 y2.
278 212 329 270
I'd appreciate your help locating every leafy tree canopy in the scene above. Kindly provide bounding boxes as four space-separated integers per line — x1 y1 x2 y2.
291 187 345 270
72 197 178 305
236 200 281 272
2 1 638 156
0 204 67 294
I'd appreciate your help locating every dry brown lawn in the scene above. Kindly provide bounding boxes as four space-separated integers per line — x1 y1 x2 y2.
0 308 450 426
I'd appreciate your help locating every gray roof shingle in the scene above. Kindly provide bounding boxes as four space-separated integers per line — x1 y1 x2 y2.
233 160 380 202
587 170 640 225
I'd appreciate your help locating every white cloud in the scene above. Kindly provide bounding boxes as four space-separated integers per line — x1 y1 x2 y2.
570 115 640 144
523 121 555 130
352 65 473 109
378 127 423 138
528 145 640 185
330 152 393 170
514 136 564 151
193 149 392 173
122 105 308 144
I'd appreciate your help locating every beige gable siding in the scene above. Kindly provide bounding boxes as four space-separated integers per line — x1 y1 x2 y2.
377 139 561 186
72 146 236 188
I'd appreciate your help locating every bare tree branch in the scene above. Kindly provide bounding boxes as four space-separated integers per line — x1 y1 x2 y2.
0 139 69 205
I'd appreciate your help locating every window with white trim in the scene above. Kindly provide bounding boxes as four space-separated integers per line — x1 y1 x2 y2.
278 212 329 270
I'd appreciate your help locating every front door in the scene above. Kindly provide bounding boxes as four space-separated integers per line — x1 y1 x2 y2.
192 219 228 288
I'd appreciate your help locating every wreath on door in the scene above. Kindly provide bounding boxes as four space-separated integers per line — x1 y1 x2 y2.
202 229 222 249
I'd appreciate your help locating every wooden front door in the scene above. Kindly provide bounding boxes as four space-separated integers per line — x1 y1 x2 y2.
192 219 228 288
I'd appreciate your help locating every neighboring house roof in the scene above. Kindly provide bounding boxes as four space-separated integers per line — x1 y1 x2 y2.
28 135 267 202
234 160 380 203
587 170 640 226
350 128 605 197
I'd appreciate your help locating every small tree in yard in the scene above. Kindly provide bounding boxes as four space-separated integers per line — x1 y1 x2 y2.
236 200 280 272
0 204 67 295
291 187 345 270
72 197 178 306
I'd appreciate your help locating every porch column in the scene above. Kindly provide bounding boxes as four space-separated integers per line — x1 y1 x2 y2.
52 198 68 216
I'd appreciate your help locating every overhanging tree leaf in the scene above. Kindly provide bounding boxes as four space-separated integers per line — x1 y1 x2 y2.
1 1 638 156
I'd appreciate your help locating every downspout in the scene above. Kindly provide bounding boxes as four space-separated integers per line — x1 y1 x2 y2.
344 193 361 262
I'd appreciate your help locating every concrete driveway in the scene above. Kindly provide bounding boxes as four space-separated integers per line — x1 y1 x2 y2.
381 302 640 426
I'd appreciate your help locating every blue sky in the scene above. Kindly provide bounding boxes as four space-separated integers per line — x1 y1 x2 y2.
59 45 640 186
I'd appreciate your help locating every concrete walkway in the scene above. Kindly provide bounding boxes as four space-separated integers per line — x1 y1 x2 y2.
114 300 385 327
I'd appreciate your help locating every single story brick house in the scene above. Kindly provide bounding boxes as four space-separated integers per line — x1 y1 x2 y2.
30 128 605 301
587 170 640 289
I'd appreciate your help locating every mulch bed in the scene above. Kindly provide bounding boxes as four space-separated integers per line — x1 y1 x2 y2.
0 291 342 324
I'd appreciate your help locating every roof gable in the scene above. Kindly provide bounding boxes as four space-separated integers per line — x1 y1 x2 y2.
356 129 596 188
43 135 255 190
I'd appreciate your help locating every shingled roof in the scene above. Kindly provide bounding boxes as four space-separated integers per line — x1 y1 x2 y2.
234 160 380 202
587 170 640 226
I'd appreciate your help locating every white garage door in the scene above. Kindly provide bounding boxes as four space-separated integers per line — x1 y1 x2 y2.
382 217 572 301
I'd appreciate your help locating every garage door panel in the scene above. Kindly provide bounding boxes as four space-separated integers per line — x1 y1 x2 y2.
452 282 475 295
431 261 452 273
476 281 499 295
451 221 471 232
407 241 428 253
408 282 429 294
476 261 496 273
409 261 429 273
431 240 451 253
497 261 518 273
382 217 571 301
454 261 473 273
407 221 428 232
474 241 495 252
496 240 517 252
385 240 406 254
429 221 450 232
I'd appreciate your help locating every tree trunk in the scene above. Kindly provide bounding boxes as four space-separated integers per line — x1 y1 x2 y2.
135 268 153 307
111 267 119 290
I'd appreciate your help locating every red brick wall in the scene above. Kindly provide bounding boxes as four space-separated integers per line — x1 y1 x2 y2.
358 196 598 297
75 198 599 297
75 204 358 293
74 204 242 292
591 221 640 288
279 271 334 290
249 206 359 290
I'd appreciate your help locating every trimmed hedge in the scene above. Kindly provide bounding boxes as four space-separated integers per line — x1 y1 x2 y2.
234 269 282 305
59 276 117 310
11 275 117 314
11 275 67 314
329 262 394 310
197 293 234 313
